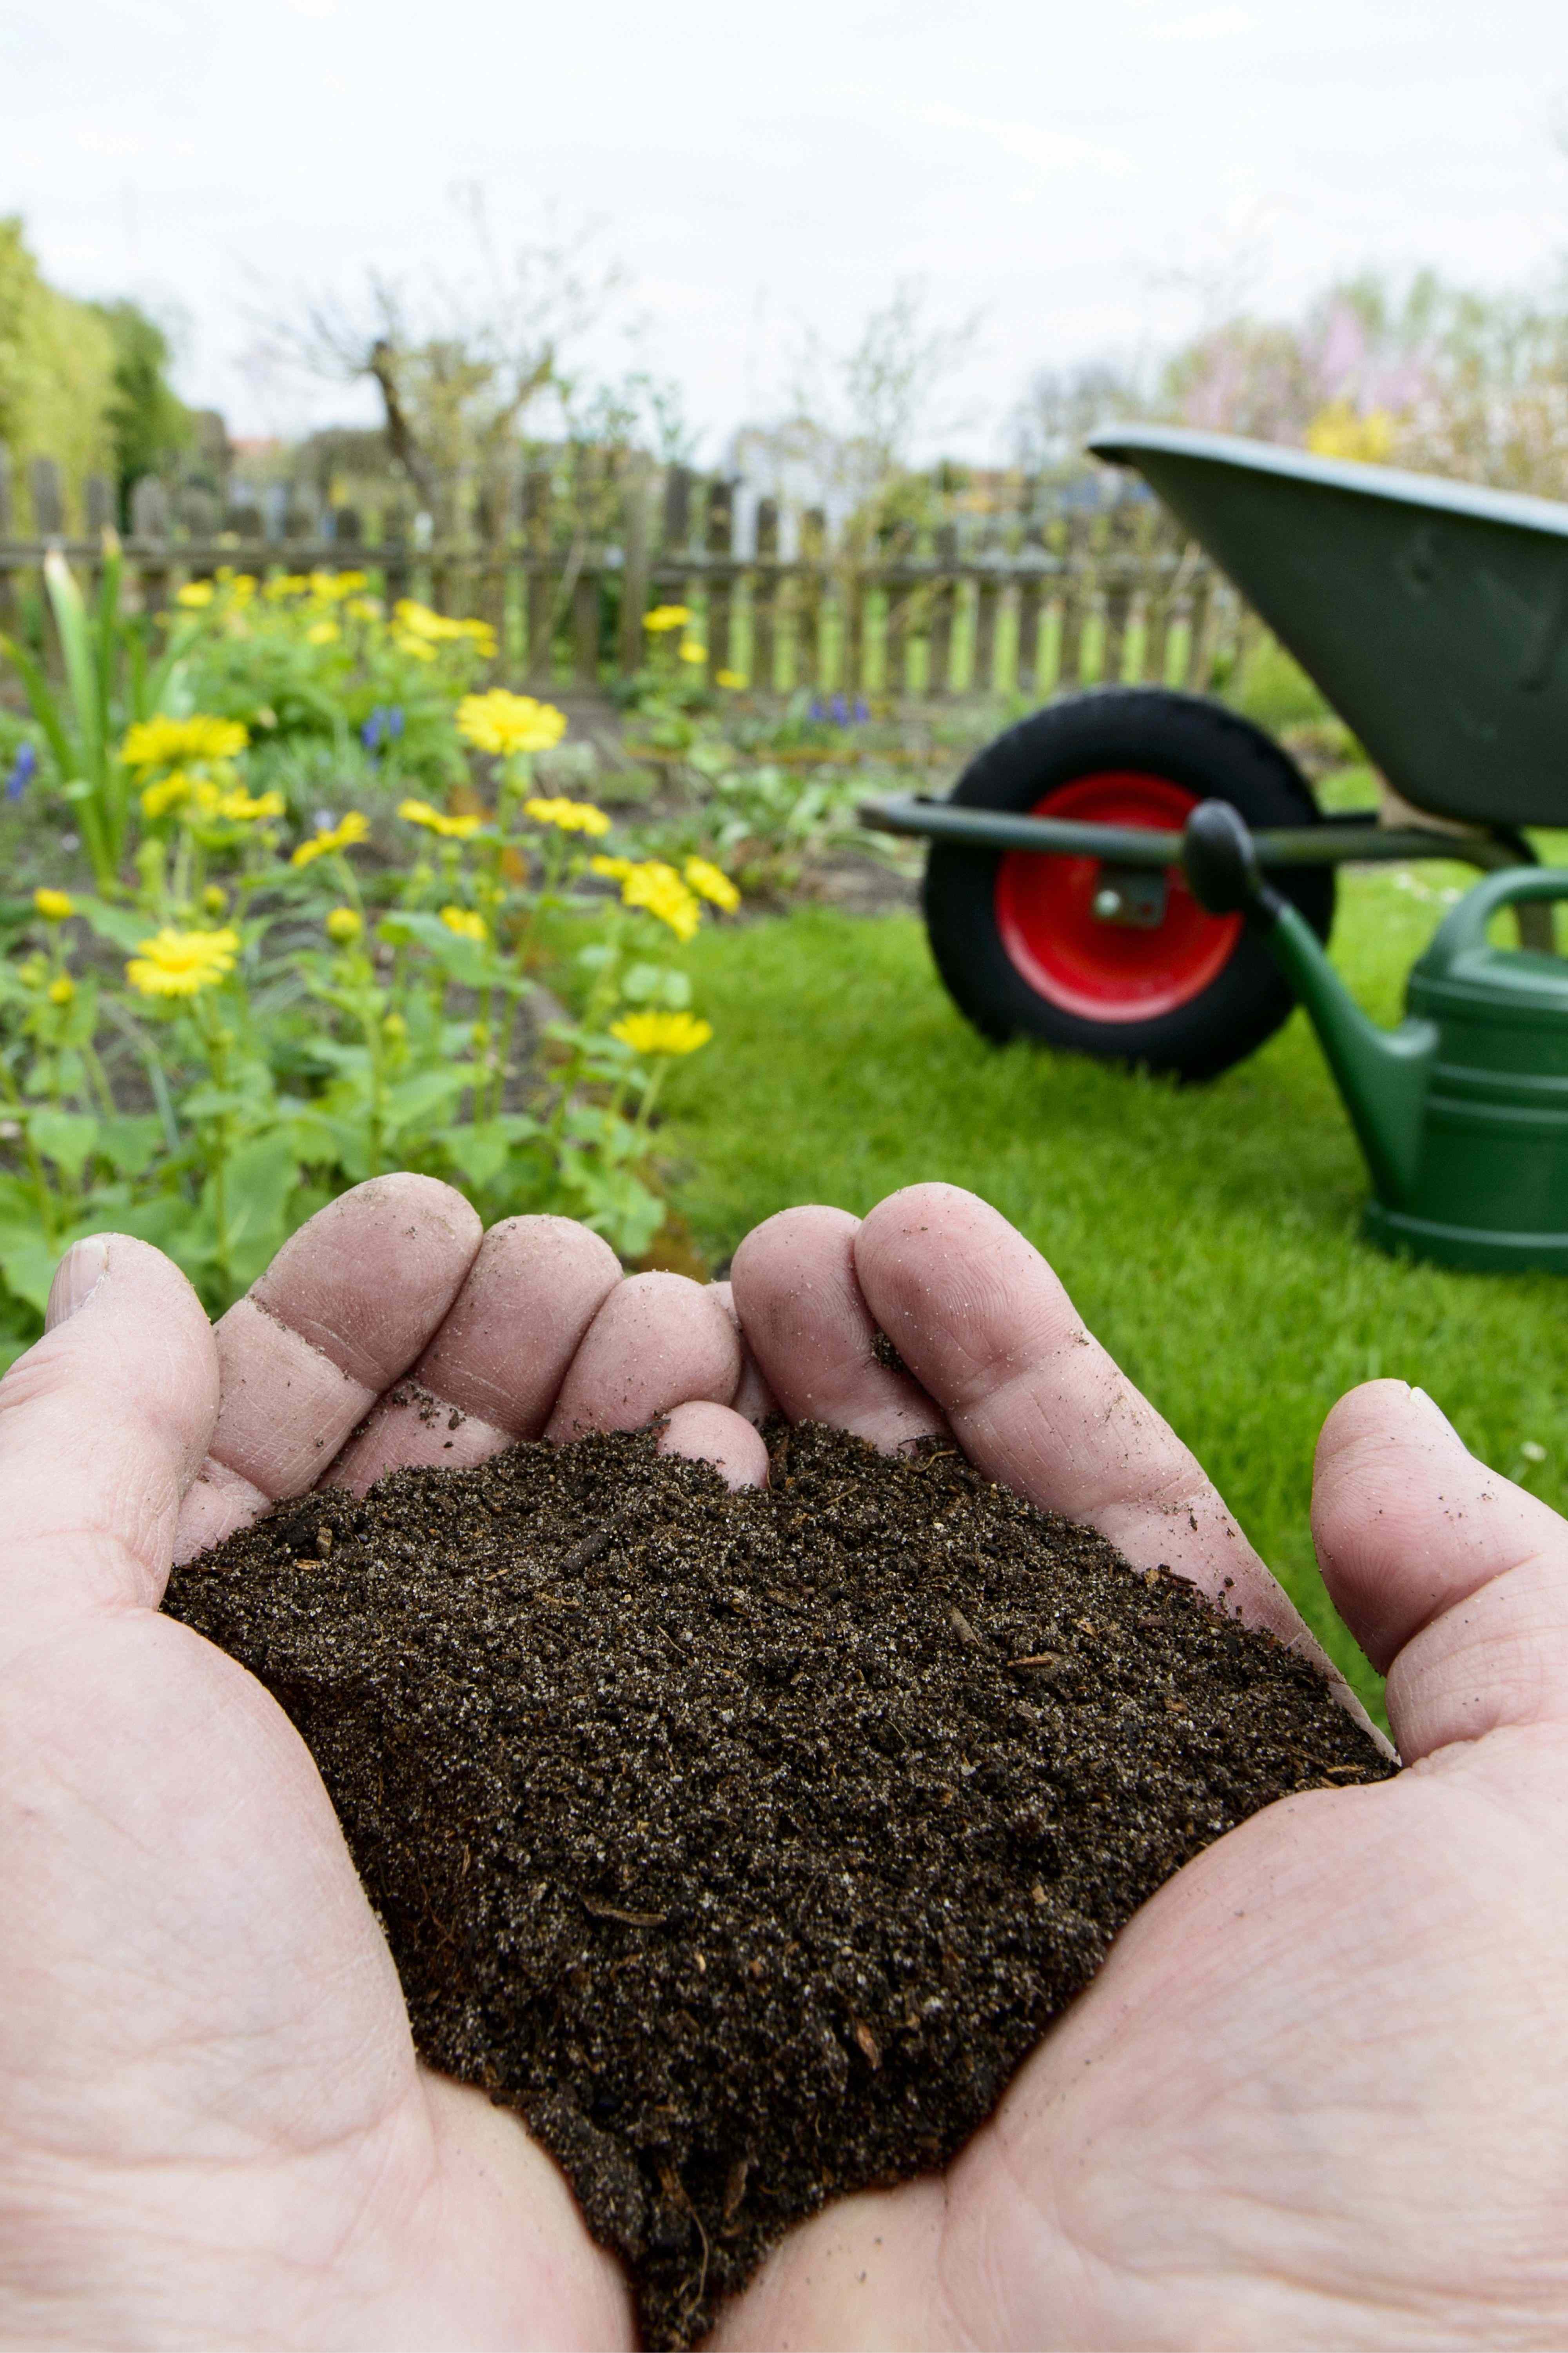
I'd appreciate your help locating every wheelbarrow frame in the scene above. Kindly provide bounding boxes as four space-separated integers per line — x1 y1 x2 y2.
862 423 1568 937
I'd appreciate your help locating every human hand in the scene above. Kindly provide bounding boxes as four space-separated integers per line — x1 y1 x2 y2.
708 1183 1568 2347
0 1176 764 2349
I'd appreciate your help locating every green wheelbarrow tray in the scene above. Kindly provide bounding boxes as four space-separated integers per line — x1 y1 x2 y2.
1084 425 1568 829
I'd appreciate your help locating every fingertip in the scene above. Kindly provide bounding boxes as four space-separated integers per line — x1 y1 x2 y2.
658 1401 770 1490
546 1270 742 1441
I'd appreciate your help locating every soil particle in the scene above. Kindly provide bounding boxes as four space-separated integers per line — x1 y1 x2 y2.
163 1419 1393 2348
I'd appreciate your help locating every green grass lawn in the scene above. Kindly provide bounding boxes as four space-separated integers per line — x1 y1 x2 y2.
661 858 1568 1723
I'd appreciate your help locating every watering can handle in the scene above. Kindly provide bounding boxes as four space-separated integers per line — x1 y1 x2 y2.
1182 800 1283 921
1423 865 1568 973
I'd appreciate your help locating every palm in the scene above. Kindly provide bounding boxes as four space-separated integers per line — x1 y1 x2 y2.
4 1177 1566 2349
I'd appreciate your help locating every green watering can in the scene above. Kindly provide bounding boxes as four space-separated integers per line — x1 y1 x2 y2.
1184 800 1568 1272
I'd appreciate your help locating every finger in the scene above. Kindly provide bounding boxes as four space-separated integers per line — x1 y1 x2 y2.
728 1205 946 1450
853 1183 1308 1648
174 1175 481 1561
708 1279 779 1426
0 1235 218 1637
545 1271 741 1441
328 1216 622 1493
658 1401 770 1490
1313 1379 1568 1757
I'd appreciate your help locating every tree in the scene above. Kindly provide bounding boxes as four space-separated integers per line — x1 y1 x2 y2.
256 192 625 533
0 218 116 527
89 299 190 527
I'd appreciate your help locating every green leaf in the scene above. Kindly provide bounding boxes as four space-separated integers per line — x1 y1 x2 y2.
381 1065 473 1140
178 1085 257 1125
622 962 692 1009
211 1131 301 1287
75 896 155 952
442 1116 538 1190
0 1224 61 1315
26 1108 100 1181
97 1114 164 1178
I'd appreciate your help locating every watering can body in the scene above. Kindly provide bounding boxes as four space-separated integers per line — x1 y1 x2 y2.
1184 807 1568 1272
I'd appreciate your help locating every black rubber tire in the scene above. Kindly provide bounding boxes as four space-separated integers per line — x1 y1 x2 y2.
923 688 1335 1081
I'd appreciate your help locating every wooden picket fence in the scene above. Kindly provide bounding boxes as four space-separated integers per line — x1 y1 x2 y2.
0 443 1252 702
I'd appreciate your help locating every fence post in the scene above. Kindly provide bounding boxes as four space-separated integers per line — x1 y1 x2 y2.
751 497 779 692
703 477 734 683
925 521 957 697
616 454 654 672
29 457 65 540
1184 563 1215 689
522 467 554 685
880 520 915 699
1016 485 1047 700
797 507 826 692
1054 513 1089 689
131 475 170 614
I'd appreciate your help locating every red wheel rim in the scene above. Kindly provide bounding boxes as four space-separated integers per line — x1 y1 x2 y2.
995 771 1242 1023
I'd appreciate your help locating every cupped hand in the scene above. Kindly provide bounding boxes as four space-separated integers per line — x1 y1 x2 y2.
7 1177 1568 2351
0 1176 763 2350
713 1185 1568 2348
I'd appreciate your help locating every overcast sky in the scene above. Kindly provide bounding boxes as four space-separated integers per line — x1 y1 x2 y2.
4 0 1568 459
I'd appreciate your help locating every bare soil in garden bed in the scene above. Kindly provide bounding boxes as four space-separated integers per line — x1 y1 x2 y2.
163 1419 1393 2348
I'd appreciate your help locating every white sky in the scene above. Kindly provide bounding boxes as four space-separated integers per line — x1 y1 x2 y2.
4 0 1568 460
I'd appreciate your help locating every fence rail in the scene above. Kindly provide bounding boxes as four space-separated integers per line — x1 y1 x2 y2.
0 444 1255 703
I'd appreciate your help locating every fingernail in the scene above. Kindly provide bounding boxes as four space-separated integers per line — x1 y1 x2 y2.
45 1236 109 1330
1410 1385 1461 1440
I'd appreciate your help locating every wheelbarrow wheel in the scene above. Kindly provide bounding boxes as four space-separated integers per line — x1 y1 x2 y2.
923 688 1334 1080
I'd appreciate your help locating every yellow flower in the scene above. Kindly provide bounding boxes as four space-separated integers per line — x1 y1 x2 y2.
47 974 76 1006
305 620 340 645
393 598 475 644
33 887 75 923
125 927 240 998
610 1010 713 1057
264 573 309 603
202 885 229 915
642 604 690 634
440 904 488 943
120 714 250 774
291 810 370 867
457 689 569 757
679 641 708 665
176 581 214 609
214 786 285 823
590 854 635 883
620 860 702 943
715 669 746 690
345 596 383 621
522 795 611 837
1305 401 1397 465
325 906 363 944
140 771 191 818
392 633 437 661
684 856 740 912
397 797 484 840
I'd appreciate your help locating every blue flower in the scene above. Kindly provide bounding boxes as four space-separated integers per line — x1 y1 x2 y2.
829 694 849 725
852 697 869 723
5 741 37 801
361 705 407 755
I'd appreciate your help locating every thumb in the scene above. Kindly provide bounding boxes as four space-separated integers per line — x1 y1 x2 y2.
1312 1379 1568 1761
0 1234 218 1649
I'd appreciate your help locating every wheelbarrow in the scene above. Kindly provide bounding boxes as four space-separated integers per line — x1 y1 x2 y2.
862 425 1568 1083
